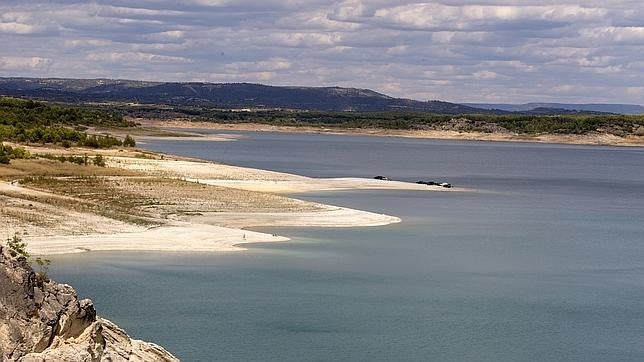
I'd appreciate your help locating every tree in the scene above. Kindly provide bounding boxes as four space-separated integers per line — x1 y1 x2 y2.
0 144 10 164
123 134 136 147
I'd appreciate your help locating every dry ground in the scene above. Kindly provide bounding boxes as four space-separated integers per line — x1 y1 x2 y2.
0 149 320 241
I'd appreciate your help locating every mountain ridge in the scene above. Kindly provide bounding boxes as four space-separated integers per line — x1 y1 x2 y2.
464 102 644 115
1 77 637 115
0 77 496 114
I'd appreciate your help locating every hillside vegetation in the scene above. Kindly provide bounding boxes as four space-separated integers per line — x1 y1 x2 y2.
122 106 644 137
0 97 135 148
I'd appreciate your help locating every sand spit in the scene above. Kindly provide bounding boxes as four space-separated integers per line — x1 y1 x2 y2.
109 157 461 193
195 177 457 193
195 205 401 229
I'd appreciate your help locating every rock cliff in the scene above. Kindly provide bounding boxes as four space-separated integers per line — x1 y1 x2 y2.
0 246 179 361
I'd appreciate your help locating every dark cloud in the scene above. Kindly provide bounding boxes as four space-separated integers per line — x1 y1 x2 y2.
0 0 642 104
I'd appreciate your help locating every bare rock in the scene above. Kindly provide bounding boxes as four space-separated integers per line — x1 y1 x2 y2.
0 246 179 361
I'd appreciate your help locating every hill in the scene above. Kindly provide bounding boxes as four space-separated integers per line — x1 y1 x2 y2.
464 102 644 115
0 77 494 114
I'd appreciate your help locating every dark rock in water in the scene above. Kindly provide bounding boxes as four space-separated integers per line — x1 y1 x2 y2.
416 180 452 188
416 181 438 186
0 246 179 361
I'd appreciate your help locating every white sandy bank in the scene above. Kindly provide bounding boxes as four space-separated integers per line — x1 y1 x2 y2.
24 223 287 255
109 157 460 193
24 205 400 255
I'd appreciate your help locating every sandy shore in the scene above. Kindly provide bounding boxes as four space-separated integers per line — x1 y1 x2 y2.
138 119 644 147
107 156 460 193
1 149 446 255
24 205 401 255
23 223 288 255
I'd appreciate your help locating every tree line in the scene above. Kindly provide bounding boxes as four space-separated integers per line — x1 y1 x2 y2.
0 97 136 148
128 107 644 136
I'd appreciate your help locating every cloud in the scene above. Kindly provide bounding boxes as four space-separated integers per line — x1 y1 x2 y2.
0 1 642 104
0 56 50 70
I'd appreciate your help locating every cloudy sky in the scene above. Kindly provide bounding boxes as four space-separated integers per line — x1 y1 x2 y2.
1 1 643 104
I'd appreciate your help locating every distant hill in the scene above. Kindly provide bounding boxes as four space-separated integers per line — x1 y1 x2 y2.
0 77 493 114
464 102 644 115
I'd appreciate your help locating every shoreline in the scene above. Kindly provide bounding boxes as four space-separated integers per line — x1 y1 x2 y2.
136 119 644 147
1 146 436 256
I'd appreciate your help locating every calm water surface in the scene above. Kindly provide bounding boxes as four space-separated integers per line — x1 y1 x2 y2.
51 132 644 361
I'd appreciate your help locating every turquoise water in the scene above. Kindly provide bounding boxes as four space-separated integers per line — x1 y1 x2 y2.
50 133 644 361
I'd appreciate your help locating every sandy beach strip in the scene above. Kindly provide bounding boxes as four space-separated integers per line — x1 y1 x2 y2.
23 204 401 255
108 157 461 193
22 223 288 255
193 177 457 193
195 205 401 229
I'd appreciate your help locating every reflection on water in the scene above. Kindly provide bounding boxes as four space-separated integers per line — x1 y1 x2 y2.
51 133 644 361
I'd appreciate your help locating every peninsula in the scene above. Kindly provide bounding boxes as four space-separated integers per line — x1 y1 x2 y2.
1 97 452 255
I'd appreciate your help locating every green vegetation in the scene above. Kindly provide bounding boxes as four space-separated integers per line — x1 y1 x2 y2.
34 256 51 284
0 97 136 147
0 143 31 164
6 233 29 258
190 110 644 136
93 154 106 167
123 134 136 147
37 153 88 165
36 153 107 167
5 233 51 283
108 103 644 137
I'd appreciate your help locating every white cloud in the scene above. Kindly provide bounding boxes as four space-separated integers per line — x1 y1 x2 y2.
0 1 641 104
0 56 50 70
86 52 192 64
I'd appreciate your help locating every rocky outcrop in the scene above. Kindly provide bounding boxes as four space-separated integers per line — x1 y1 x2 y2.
0 246 178 361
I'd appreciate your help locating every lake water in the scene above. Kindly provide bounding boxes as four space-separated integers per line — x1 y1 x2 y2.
50 132 644 361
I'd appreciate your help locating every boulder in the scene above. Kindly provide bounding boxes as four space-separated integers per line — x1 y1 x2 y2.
0 246 179 361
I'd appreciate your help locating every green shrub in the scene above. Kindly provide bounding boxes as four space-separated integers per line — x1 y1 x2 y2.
6 233 29 258
93 154 106 167
0 143 31 164
123 134 136 147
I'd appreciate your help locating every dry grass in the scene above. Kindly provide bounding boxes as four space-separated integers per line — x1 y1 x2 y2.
1 145 321 240
15 175 320 226
0 158 141 180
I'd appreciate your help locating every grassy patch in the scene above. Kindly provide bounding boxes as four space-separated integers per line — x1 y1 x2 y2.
0 158 140 180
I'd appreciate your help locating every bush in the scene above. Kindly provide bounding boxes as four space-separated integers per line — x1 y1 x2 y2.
93 154 106 167
123 134 136 147
6 233 29 258
0 143 31 164
34 257 51 284
0 149 9 164
5 233 52 284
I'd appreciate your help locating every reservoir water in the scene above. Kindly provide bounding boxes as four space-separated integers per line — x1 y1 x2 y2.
51 132 644 361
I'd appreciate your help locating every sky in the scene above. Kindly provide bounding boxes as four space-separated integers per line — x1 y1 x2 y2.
0 1 643 104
